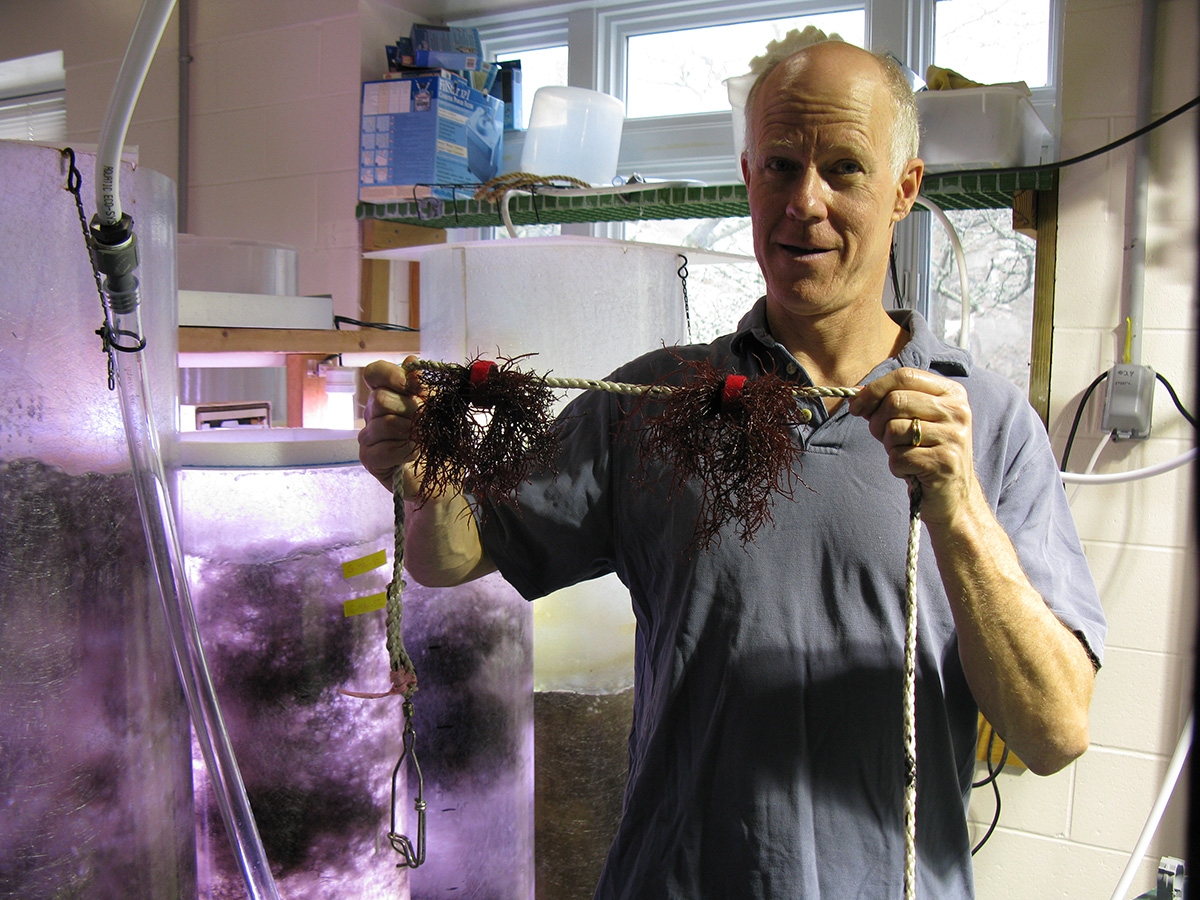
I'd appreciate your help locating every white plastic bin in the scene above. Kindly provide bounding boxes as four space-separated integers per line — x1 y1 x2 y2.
916 86 1051 171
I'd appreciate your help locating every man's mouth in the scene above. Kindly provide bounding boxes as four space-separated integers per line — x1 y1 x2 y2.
779 243 830 257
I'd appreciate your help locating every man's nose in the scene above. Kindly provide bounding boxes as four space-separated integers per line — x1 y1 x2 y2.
786 168 827 220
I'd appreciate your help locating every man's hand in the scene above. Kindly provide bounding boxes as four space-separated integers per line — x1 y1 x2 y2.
357 357 496 587
848 367 979 526
358 357 425 497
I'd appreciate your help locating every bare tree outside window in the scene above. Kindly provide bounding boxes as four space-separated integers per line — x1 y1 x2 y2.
929 208 1037 391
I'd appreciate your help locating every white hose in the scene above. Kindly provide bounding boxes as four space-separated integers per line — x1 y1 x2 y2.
95 0 177 225
1067 432 1112 504
1060 447 1197 484
500 188 529 238
914 195 970 350
1107 711 1192 900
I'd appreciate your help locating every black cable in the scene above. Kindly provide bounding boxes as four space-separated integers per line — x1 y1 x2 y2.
333 315 417 332
934 95 1199 182
971 728 1010 855
889 244 905 308
1156 372 1198 429
1060 370 1110 471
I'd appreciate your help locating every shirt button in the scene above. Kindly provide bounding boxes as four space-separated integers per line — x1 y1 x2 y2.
798 408 813 423
787 363 798 375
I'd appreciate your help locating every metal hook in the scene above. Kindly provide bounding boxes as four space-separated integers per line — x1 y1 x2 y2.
388 699 426 868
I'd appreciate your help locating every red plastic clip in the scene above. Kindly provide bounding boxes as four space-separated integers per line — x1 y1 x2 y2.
467 359 499 407
720 374 747 414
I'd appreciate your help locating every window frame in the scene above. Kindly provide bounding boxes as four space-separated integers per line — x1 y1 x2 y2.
454 0 1062 323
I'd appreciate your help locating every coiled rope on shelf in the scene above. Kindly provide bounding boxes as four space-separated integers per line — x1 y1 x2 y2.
372 355 922 898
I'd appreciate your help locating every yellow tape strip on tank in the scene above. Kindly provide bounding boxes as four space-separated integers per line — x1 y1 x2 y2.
342 549 387 579
343 591 388 618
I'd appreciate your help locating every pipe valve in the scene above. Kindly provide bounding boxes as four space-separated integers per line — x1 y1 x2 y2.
89 213 140 314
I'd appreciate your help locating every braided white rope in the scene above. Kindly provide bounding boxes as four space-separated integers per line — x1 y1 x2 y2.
903 481 922 900
395 357 920 890
403 358 861 401
386 468 417 697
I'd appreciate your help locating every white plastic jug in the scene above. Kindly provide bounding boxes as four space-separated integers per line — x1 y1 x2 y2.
518 86 625 186
724 72 756 182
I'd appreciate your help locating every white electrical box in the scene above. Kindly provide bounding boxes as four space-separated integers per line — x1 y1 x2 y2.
1102 364 1155 440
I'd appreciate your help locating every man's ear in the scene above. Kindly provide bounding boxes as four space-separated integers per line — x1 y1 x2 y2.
740 151 751 185
893 157 925 221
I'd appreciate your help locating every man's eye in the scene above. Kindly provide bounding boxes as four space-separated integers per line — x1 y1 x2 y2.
831 160 864 176
764 158 795 173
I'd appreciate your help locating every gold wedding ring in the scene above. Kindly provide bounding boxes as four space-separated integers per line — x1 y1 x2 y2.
909 418 922 447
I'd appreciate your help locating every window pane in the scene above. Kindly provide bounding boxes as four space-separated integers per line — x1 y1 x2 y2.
929 208 1035 392
624 217 763 344
934 0 1051 88
496 46 568 129
625 12 865 119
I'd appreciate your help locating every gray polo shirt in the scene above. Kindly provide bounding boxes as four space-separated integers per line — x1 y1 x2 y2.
477 300 1106 900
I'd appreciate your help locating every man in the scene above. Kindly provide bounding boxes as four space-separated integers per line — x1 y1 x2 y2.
359 41 1105 899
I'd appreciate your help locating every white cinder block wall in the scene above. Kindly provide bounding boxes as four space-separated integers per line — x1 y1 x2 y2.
971 1 1198 898
0 1 1194 897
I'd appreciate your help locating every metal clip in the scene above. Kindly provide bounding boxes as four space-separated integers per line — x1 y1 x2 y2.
388 699 426 868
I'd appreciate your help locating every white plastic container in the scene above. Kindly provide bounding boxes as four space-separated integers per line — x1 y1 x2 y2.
177 235 299 295
518 86 625 185
916 86 1051 171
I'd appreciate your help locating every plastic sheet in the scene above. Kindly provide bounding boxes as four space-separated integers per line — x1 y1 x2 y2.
0 142 193 898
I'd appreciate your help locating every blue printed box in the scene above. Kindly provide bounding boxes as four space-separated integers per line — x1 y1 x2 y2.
410 25 483 72
359 72 504 202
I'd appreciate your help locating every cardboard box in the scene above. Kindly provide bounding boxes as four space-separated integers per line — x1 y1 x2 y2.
359 71 504 202
410 25 483 72
916 86 1051 171
496 60 523 130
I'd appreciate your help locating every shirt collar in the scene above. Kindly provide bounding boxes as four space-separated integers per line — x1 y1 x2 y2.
730 297 972 378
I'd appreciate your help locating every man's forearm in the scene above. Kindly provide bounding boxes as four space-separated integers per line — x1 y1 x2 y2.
404 490 497 587
927 484 1095 776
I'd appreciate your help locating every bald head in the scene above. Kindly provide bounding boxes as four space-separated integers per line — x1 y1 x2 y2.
742 42 919 178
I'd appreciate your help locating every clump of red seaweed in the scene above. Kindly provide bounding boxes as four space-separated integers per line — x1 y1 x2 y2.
634 358 808 548
410 355 559 506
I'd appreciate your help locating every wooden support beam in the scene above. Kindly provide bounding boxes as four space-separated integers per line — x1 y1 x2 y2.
1027 185 1059 427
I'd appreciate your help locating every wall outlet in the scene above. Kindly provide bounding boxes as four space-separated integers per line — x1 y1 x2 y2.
1101 364 1155 440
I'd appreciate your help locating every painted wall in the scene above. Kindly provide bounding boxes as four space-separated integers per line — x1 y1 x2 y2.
0 1 1195 898
970 1 1197 897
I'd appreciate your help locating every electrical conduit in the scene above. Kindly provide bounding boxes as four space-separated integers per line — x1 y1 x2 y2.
92 1 280 897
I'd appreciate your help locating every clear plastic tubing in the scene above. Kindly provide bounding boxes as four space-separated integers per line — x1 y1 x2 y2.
96 1 281 897
108 304 280 900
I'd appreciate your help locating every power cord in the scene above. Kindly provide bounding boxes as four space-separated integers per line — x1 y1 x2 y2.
938 95 1199 181
971 727 1010 855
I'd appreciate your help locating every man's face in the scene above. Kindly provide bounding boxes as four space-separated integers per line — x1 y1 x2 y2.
742 46 921 325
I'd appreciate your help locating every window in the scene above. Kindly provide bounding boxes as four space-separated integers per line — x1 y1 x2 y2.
916 0 1053 381
624 12 865 118
934 0 1052 88
928 208 1037 391
495 46 569 129
0 51 66 142
459 0 1058 376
